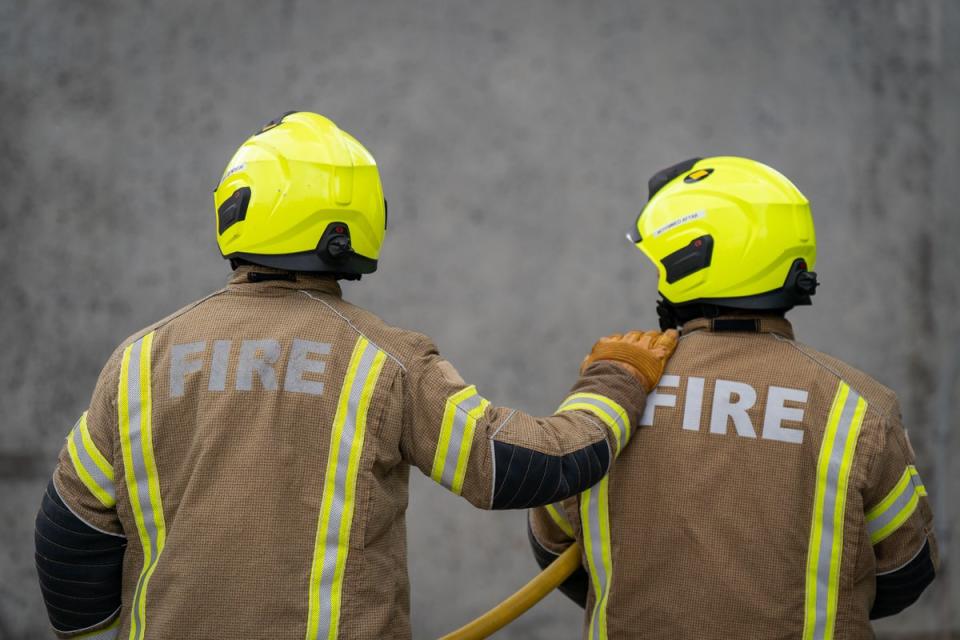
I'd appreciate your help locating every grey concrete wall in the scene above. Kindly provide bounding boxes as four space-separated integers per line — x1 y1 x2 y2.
1 1 957 638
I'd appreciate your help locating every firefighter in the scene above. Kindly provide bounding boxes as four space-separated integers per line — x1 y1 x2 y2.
529 157 938 639
33 111 677 640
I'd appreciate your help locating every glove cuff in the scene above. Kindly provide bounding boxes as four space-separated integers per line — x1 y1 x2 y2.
586 343 662 392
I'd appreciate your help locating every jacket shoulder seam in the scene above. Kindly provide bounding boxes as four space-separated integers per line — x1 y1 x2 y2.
116 288 230 353
297 290 407 371
771 333 888 420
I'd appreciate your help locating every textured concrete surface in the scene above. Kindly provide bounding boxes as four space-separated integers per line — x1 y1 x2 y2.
1 1 958 638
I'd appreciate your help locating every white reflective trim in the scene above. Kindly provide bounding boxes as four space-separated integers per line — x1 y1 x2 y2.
57 608 121 639
314 341 379 637
51 478 125 538
438 392 486 490
68 422 116 504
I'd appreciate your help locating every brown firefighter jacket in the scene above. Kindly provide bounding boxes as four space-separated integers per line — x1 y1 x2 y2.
42 266 649 640
530 315 937 640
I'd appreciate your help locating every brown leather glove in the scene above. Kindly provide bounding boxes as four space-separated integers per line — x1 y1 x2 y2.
580 329 679 392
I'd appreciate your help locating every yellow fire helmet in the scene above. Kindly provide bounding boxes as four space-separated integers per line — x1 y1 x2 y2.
627 156 819 329
214 111 387 279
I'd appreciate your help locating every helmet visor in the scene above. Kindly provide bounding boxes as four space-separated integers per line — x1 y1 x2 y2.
626 213 642 244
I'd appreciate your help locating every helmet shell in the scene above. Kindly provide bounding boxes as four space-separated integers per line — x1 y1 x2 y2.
631 156 815 305
214 112 386 273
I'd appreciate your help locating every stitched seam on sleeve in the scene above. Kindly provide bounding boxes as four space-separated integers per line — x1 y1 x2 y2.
876 539 930 576
50 478 125 539
489 409 517 440
492 446 517 503
500 452 535 510
50 606 121 635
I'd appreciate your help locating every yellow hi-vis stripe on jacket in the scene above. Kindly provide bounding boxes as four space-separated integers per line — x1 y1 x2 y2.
581 478 614 640
557 391 629 640
118 332 165 640
67 412 116 508
866 466 927 545
306 336 387 640
558 392 630 455
545 502 575 538
802 381 867 640
430 386 490 495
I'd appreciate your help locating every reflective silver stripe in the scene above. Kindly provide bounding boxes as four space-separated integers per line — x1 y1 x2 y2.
123 336 163 640
315 341 378 638
584 484 608 640
811 388 861 640
867 465 927 544
438 392 484 490
70 425 115 502
77 618 120 640
561 396 628 442
126 339 152 640
867 474 922 539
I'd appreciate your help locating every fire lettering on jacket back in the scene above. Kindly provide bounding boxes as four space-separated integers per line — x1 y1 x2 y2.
640 375 807 444
169 339 331 397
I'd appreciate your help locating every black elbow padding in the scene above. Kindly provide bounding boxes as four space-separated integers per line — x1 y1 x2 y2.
870 540 936 620
491 440 608 510
527 521 588 609
35 480 125 633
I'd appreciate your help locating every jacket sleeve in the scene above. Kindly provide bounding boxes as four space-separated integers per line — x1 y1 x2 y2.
862 400 937 620
36 353 126 638
399 335 647 510
528 497 587 608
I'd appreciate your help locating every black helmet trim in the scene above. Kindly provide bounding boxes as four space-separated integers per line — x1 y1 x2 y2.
255 111 299 136
627 157 704 245
226 250 377 280
656 258 819 329
225 222 377 281
648 158 702 199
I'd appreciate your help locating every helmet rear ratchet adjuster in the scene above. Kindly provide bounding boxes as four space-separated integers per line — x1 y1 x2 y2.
320 222 353 262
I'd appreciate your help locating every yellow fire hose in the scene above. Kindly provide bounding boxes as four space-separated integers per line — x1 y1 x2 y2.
439 541 583 640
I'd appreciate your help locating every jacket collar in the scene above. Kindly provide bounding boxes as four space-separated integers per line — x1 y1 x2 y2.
681 315 795 340
226 265 342 297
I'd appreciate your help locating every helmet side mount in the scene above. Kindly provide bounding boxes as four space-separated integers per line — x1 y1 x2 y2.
661 235 714 284
217 187 251 235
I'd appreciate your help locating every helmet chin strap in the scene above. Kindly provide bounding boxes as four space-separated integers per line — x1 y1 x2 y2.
656 298 724 331
656 298 679 331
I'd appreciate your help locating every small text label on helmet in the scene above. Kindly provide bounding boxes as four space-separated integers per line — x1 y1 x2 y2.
221 163 246 182
653 210 705 238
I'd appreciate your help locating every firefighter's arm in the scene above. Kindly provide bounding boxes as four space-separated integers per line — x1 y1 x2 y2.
400 330 676 510
528 497 588 608
36 354 126 639
862 401 937 620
